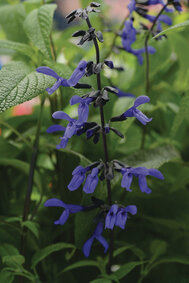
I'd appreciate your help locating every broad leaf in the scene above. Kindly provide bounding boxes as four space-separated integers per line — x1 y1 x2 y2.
0 40 35 58
0 4 27 42
125 145 180 168
2 255 25 268
31 242 75 269
22 221 39 239
113 261 145 280
0 270 14 283
149 239 167 264
0 61 55 112
23 4 57 58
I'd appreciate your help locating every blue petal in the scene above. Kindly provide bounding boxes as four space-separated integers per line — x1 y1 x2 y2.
56 137 69 149
64 122 77 138
46 79 62 95
134 109 152 125
67 204 84 213
47 125 66 133
96 235 109 253
82 236 94 257
54 209 69 225
138 175 152 194
70 95 83 105
67 60 87 87
67 174 86 191
36 66 60 79
127 0 136 13
148 168 164 180
115 210 127 229
159 14 172 25
44 198 66 208
125 205 137 215
115 87 135 98
83 171 98 194
134 96 150 107
121 173 133 191
52 111 72 121
72 165 85 175
78 103 89 124
94 221 104 237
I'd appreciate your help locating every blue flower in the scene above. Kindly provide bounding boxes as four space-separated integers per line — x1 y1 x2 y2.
123 96 152 125
121 166 164 194
48 111 85 149
44 198 84 225
121 20 156 65
115 205 137 229
70 95 93 124
68 165 89 191
36 60 87 95
114 87 135 98
83 221 109 257
105 204 119 230
83 167 99 194
105 204 137 230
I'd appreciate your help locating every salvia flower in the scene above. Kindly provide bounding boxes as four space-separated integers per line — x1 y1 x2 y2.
83 221 109 257
114 87 135 98
111 96 152 125
105 204 137 230
68 165 90 191
44 198 84 225
36 60 88 95
70 95 93 124
121 166 164 194
83 167 99 194
121 20 156 64
49 111 85 149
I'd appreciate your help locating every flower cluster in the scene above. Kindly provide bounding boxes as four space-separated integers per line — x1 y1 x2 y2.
119 0 182 64
42 1 165 259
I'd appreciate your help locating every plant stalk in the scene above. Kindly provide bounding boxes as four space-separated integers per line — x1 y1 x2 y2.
86 17 113 274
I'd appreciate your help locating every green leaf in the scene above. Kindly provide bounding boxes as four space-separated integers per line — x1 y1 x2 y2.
125 145 180 169
0 40 35 58
62 260 99 273
0 61 55 112
0 270 14 283
22 221 39 239
0 244 19 257
0 4 27 42
171 92 189 138
0 158 42 191
113 261 144 280
152 20 189 40
90 279 112 283
31 242 75 269
149 240 167 264
2 255 25 268
23 4 57 58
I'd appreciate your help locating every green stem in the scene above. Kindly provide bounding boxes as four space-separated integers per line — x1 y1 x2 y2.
0 120 31 147
20 97 45 256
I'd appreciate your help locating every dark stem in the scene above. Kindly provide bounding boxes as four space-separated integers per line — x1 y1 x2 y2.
20 97 45 256
144 4 168 93
86 17 113 274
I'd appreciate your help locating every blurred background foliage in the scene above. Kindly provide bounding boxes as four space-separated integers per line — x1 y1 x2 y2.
0 0 189 282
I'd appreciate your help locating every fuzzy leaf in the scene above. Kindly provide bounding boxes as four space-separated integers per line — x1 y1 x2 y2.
23 4 57 58
0 61 55 112
0 40 35 58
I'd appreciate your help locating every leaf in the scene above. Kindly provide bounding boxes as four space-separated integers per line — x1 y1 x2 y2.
0 61 55 112
0 40 35 58
0 4 27 42
2 255 25 268
0 158 42 191
90 280 112 283
0 244 19 257
0 270 14 283
22 221 39 239
31 242 75 269
152 20 189 40
23 4 57 58
62 260 99 273
149 240 167 264
171 92 189 138
125 145 180 169
113 261 145 280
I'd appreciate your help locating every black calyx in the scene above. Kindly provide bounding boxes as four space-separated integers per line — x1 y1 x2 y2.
109 127 124 139
74 83 92 89
66 3 101 24
110 114 127 122
86 61 103 76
